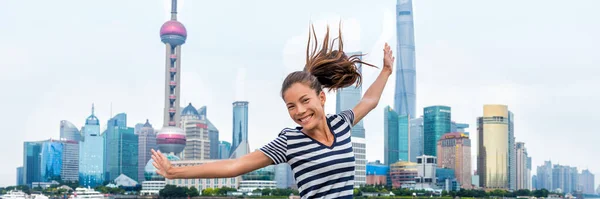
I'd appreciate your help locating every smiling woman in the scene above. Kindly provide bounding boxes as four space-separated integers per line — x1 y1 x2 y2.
151 23 395 199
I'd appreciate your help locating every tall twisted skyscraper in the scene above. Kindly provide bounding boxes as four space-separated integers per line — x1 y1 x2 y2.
394 0 417 119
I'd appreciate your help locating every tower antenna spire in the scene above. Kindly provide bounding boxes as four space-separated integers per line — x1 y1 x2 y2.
171 0 178 20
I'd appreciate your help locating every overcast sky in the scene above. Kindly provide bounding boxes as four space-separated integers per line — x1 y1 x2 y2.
1 0 598 188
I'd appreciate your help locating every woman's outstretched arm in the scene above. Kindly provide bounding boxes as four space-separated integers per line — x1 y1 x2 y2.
151 149 273 179
351 43 395 125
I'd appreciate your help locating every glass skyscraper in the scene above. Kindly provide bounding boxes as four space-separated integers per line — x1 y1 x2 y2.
61 140 79 182
336 51 365 138
231 101 249 155
508 111 516 190
60 120 81 141
208 121 220 160
409 117 423 163
104 113 138 182
394 0 417 119
219 141 231 159
335 52 367 187
41 140 63 182
17 166 24 186
384 106 399 165
23 141 42 187
79 105 104 188
423 106 451 156
384 106 409 165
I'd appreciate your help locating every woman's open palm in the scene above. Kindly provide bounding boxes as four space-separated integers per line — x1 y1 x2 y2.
151 149 173 179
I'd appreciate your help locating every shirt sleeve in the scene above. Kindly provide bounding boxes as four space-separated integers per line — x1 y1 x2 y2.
338 109 355 127
259 132 288 165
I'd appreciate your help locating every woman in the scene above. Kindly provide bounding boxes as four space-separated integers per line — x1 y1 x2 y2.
151 24 395 199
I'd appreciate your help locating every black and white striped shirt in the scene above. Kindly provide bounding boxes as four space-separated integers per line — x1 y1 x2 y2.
260 110 356 199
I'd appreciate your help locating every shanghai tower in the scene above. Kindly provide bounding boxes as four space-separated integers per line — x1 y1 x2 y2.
394 0 417 118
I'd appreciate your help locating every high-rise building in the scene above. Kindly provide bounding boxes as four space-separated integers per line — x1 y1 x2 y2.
437 132 471 189
79 104 104 187
142 0 188 194
231 101 249 156
17 166 24 186
477 105 509 189
336 51 366 138
60 120 81 142
61 139 79 182
451 122 470 135
384 106 409 165
537 161 553 190
552 164 579 194
335 56 367 187
275 163 295 189
181 103 210 160
423 106 451 157
394 0 417 119
508 111 516 190
516 142 531 190
532 175 538 190
409 117 423 163
104 113 138 182
137 120 157 183
579 169 595 194
41 140 63 182
219 141 231 159
23 141 42 187
198 106 221 160
208 121 219 160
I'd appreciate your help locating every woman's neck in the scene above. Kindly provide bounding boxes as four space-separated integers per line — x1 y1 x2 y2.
305 115 331 139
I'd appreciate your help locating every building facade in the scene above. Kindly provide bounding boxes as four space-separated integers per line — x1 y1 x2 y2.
231 101 249 156
166 160 239 191
219 141 231 159
437 132 471 189
394 0 417 119
136 120 157 183
508 111 517 190
384 106 409 165
104 113 138 182
477 105 509 189
60 140 79 182
60 120 81 142
366 161 389 186
79 105 104 187
389 161 418 188
516 142 531 190
181 103 211 160
23 141 43 186
409 117 423 163
423 106 451 157
579 169 595 194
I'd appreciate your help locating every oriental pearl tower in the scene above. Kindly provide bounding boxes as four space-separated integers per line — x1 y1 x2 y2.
156 0 187 159
143 0 187 186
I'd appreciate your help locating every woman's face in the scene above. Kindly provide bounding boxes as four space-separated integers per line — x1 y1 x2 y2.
282 82 326 131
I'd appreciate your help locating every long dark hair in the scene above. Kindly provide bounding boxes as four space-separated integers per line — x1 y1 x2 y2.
281 23 376 97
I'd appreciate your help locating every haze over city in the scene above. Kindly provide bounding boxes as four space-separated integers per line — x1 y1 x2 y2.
1 0 598 190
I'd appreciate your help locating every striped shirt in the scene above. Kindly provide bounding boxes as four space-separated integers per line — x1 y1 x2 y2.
260 110 356 199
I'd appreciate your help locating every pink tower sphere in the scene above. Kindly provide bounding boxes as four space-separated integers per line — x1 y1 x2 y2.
160 20 187 37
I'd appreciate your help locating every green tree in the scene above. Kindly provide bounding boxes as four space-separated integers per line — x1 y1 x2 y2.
159 185 187 198
261 188 272 196
187 186 200 197
202 187 215 196
441 190 448 196
353 188 360 196
216 186 237 196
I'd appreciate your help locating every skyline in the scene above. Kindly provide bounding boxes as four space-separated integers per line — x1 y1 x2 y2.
1 0 600 188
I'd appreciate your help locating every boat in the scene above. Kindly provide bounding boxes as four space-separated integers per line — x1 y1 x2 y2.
69 187 104 199
0 190 29 199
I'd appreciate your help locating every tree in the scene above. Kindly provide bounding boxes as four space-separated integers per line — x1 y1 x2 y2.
159 185 187 198
216 186 237 196
261 188 272 196
187 187 200 197
202 187 214 196
442 190 448 196
353 188 360 196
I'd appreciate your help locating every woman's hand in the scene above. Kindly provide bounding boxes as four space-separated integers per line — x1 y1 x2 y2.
382 42 395 76
151 149 174 179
